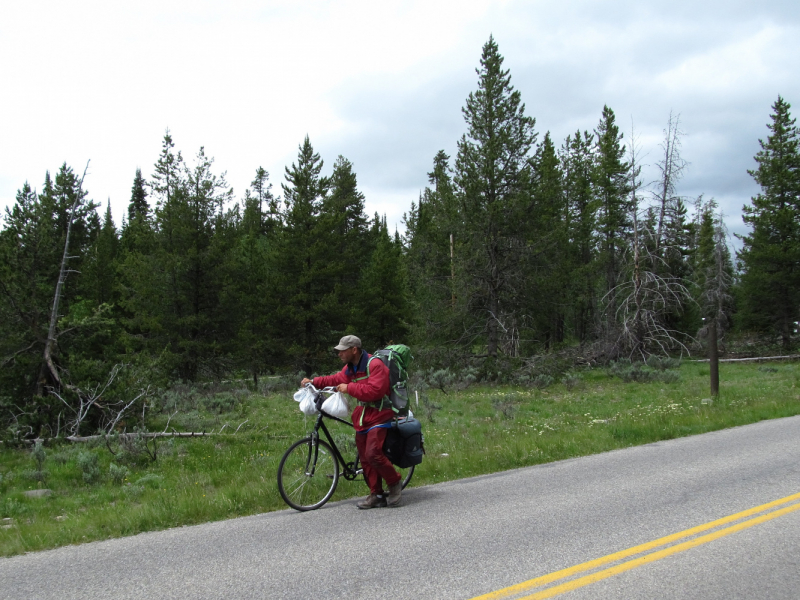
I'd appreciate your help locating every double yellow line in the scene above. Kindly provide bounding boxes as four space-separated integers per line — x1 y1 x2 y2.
471 491 800 600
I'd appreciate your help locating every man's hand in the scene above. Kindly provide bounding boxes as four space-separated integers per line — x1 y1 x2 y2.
336 383 349 394
301 378 312 387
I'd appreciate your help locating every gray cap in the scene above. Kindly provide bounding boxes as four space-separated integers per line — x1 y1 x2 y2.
334 335 361 351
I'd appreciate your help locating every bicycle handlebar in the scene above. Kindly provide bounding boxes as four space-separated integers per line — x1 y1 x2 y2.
303 382 337 395
301 383 353 426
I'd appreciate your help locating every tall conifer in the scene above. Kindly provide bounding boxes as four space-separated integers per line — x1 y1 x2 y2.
594 106 632 316
276 136 333 374
453 36 537 357
738 96 800 347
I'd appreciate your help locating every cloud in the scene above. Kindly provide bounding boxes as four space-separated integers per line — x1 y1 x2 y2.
1 0 799 243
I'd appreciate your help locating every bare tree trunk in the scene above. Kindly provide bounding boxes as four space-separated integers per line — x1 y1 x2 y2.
654 113 686 255
40 162 90 394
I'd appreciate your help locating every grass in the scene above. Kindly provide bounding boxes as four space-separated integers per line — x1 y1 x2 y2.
1 360 799 557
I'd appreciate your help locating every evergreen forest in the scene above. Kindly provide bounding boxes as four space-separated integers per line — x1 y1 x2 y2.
2 37 799 442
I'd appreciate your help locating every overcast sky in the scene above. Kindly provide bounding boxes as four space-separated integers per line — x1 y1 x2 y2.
2 0 799 245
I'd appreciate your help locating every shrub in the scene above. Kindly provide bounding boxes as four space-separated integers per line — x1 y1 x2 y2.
646 356 681 371
135 473 163 489
608 359 680 384
123 484 145 499
660 371 681 384
492 397 516 420
426 369 455 393
108 462 130 485
417 391 442 423
531 374 555 389
77 451 101 485
199 392 239 414
1 497 27 518
561 372 584 390
29 440 48 486
258 373 302 394
117 428 159 463
78 451 101 485
0 470 13 493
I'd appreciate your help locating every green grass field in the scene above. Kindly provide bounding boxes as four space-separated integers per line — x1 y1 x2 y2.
2 360 799 557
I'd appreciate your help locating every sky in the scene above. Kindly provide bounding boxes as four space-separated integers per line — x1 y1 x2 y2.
2 0 799 246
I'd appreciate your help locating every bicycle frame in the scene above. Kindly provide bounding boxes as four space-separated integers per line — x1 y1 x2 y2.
309 406 363 480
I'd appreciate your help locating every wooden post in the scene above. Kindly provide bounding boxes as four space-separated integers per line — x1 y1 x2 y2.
709 318 719 397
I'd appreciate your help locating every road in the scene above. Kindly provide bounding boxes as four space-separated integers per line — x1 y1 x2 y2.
2 416 800 599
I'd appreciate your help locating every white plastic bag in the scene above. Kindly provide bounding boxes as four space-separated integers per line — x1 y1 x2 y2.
294 386 313 404
299 390 319 416
321 392 351 419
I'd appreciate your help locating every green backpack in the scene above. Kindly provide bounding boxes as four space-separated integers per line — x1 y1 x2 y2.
370 344 412 416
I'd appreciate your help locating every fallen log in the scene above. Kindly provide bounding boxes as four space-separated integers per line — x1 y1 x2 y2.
65 431 211 442
8 431 212 446
692 354 800 363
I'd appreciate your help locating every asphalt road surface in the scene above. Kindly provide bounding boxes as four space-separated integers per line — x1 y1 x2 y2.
2 415 800 599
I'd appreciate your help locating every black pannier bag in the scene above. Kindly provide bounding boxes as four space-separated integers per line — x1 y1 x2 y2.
383 416 424 468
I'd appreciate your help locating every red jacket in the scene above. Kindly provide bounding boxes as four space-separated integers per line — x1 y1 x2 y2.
312 351 394 431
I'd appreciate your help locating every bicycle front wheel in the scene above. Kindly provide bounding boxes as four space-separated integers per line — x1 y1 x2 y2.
278 437 339 511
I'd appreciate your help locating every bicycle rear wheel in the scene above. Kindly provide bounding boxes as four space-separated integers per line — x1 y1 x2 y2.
278 437 339 511
399 464 415 489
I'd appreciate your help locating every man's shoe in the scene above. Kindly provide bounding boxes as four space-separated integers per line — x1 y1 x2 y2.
386 481 402 507
357 494 386 509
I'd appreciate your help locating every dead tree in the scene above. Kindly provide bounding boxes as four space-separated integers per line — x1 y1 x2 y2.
653 112 688 255
40 161 90 395
604 123 693 360
47 363 153 437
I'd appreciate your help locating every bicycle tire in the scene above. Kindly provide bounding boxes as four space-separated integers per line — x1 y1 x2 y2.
277 437 339 511
399 464 415 489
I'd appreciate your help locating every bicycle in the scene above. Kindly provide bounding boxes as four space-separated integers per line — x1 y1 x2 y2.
277 384 415 511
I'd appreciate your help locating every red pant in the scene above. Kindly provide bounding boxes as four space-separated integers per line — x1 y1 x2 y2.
356 427 401 494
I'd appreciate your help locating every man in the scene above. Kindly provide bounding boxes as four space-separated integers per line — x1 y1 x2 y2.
301 335 403 508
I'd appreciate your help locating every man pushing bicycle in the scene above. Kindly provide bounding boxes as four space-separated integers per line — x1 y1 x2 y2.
301 335 403 508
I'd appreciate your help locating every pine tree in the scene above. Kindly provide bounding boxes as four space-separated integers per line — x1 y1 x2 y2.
150 130 183 208
118 169 158 355
84 200 119 307
318 156 371 334
738 96 800 348
128 133 235 380
232 168 281 384
123 131 189 375
694 200 734 326
0 165 100 415
403 150 462 347
275 136 334 374
166 146 233 379
0 183 52 401
453 36 537 358
561 130 599 342
128 168 149 222
661 196 695 335
242 166 280 236
524 131 568 351
359 217 409 349
594 106 632 319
